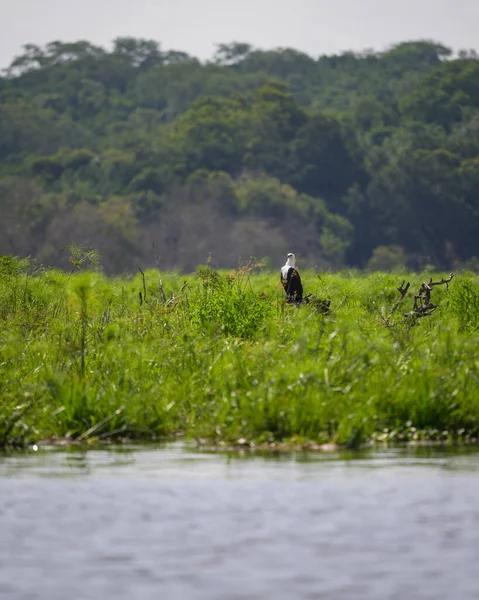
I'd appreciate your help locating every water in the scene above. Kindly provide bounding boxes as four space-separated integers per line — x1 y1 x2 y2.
1 444 479 600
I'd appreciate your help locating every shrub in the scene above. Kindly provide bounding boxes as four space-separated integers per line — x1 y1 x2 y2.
186 266 271 339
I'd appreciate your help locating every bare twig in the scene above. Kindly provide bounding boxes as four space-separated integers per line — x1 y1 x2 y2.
393 280 410 310
138 268 147 303
158 278 167 303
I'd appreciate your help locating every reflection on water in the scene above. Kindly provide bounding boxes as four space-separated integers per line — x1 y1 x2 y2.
2 443 479 479
1 444 479 600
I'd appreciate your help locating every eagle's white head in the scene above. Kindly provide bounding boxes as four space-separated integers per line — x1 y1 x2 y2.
281 253 296 278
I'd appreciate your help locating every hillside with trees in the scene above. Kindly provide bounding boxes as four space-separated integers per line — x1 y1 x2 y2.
1 38 479 272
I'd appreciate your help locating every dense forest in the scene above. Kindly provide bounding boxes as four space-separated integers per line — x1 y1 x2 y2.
1 37 479 273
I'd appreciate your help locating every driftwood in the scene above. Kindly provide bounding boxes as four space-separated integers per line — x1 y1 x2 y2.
298 293 331 314
380 273 454 327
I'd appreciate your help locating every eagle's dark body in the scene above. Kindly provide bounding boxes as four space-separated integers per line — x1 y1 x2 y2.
281 266 303 303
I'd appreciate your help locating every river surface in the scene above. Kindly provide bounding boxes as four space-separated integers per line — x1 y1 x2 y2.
1 444 479 600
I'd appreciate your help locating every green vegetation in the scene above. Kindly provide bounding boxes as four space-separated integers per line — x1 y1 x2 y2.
1 37 479 451
1 38 479 272
2 254 478 450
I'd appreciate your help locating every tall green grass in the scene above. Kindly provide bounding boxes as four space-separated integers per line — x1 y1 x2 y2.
1 255 478 449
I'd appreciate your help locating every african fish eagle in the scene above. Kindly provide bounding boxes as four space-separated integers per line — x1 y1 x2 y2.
281 253 303 303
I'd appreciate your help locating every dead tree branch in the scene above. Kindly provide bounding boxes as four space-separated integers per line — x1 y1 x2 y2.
391 280 411 315
381 273 454 328
411 273 454 317
378 280 411 327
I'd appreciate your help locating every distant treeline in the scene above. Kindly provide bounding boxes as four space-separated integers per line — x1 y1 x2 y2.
1 38 479 272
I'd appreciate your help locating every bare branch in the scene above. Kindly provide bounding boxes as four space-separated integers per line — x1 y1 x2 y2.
411 273 454 318
379 280 411 327
381 273 454 328
390 280 410 315
158 278 167 303
138 267 147 303
428 272 455 288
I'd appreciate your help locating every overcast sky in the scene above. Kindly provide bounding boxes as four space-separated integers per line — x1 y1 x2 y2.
1 0 478 68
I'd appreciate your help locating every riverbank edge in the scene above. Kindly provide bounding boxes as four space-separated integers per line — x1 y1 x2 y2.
11 433 479 455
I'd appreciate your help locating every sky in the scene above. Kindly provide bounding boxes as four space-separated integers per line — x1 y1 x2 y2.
1 0 478 68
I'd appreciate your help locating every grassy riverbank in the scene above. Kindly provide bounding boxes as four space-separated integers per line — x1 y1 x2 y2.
1 255 479 449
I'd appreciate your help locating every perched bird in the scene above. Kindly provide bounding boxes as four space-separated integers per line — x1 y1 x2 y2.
281 252 303 303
